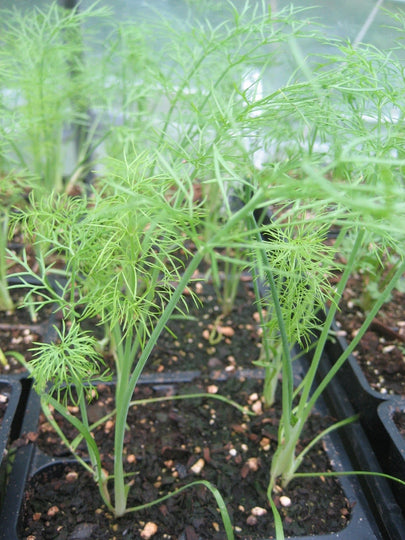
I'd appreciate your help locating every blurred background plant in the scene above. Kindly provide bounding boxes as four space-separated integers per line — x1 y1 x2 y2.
0 1 110 196
336 231 405 312
0 173 33 312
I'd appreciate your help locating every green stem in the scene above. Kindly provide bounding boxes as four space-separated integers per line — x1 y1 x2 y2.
0 280 14 312
298 227 366 414
268 419 304 496
126 480 235 540
247 214 293 431
268 229 365 492
43 394 113 511
76 383 99 473
112 248 205 517
262 355 283 407
113 187 271 516
0 213 14 312
293 470 405 487
250 250 282 407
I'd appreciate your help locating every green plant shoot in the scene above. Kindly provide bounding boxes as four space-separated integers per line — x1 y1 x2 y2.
9 146 277 537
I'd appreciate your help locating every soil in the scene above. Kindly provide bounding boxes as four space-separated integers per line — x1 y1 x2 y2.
147 277 262 376
20 379 352 540
335 273 405 396
0 289 57 376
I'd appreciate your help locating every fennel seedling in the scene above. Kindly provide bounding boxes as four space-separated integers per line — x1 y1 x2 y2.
9 149 276 536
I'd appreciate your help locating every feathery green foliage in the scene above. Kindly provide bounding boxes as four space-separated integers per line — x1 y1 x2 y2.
0 1 110 194
6 1 405 536
9 150 253 534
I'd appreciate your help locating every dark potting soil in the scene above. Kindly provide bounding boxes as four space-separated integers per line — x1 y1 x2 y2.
21 379 351 540
335 273 405 396
0 298 41 376
0 289 51 376
115 277 261 377
0 324 39 376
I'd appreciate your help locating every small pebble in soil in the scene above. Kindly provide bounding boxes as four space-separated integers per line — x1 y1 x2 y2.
105 419 114 432
335 330 347 337
195 282 203 294
217 325 235 337
280 495 292 507
140 521 158 539
259 437 271 451
246 515 258 526
208 357 222 368
252 399 263 414
245 457 260 471
253 310 267 322
202 329 210 340
66 471 78 483
190 458 205 474
47 505 59 517
251 506 267 516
